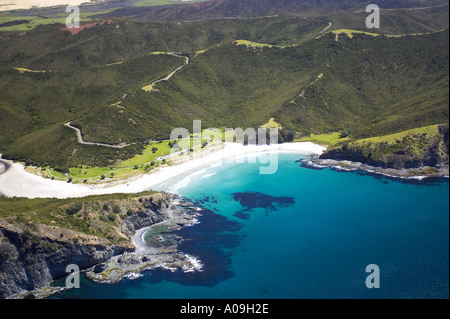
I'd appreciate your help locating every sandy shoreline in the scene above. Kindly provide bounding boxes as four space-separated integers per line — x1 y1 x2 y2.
0 142 326 199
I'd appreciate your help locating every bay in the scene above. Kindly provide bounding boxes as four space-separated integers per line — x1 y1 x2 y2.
53 153 449 299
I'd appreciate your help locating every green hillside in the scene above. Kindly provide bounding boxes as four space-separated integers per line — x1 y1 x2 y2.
275 30 449 138
320 124 449 170
0 4 448 174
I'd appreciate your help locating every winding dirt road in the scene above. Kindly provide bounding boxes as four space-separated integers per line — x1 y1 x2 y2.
64 122 132 148
144 53 190 91
154 53 189 84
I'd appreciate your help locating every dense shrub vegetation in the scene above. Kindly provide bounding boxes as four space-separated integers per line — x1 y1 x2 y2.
0 12 448 171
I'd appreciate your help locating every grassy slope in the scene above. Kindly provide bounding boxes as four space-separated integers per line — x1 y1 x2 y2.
302 124 440 149
295 132 350 147
320 124 449 169
351 124 440 145
346 124 446 161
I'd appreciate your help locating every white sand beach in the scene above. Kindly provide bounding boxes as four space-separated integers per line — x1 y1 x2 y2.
0 142 326 199
0 1 94 12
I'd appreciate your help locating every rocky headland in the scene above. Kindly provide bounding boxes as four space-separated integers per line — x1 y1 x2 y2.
0 191 202 299
308 124 449 179
85 200 204 284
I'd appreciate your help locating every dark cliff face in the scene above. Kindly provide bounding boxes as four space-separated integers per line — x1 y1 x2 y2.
0 228 130 299
320 124 449 170
0 193 174 299
120 198 168 237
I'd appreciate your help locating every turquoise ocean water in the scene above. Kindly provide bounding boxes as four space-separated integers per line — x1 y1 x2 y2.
54 153 449 299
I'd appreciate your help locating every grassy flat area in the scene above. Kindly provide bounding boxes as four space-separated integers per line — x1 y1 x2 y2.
117 141 172 168
24 136 211 183
295 132 350 147
233 40 278 48
142 84 154 92
330 28 436 39
331 29 381 38
260 118 283 129
26 164 140 183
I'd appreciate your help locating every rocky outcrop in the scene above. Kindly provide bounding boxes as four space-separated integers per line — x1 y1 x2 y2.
320 124 449 170
0 227 130 299
0 192 175 299
120 197 168 237
86 205 203 284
